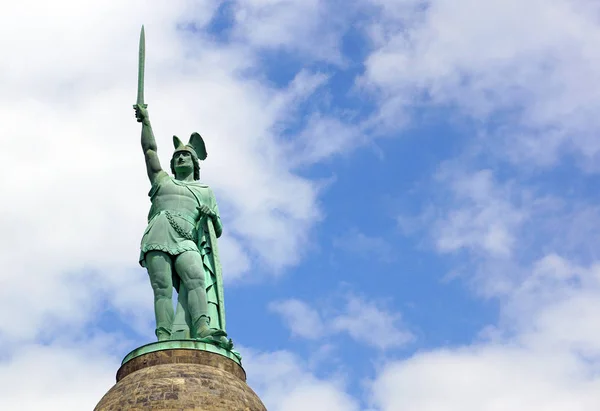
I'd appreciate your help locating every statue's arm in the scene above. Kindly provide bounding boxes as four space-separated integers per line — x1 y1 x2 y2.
135 105 163 183
212 213 223 238
211 191 223 238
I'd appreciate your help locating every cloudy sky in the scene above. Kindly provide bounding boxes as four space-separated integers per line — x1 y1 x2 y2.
2 0 600 409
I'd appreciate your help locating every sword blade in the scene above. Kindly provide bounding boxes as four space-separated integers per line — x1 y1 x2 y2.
135 25 147 108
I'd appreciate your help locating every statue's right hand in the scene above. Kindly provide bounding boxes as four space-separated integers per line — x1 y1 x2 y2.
134 104 148 123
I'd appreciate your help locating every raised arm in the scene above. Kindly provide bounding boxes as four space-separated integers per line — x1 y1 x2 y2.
134 104 163 184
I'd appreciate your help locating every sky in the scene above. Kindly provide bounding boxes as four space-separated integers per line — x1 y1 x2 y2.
1 0 600 410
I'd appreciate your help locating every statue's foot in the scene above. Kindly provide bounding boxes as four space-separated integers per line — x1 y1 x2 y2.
218 337 234 351
156 327 172 341
194 335 234 350
193 326 227 339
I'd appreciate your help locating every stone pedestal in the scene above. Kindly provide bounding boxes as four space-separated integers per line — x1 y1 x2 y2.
95 343 266 411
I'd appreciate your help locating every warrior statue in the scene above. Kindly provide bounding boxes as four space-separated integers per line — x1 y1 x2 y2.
133 27 231 350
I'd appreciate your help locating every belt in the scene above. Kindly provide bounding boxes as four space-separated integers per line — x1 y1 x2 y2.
151 210 198 241
151 210 197 226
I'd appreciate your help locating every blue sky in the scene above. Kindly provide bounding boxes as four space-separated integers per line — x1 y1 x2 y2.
2 0 600 410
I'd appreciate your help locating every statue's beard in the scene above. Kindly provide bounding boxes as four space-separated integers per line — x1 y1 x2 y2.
174 164 193 174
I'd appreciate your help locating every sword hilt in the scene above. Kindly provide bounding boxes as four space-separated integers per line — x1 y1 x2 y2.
134 102 149 123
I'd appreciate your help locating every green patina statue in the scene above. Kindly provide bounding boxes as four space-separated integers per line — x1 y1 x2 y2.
133 26 234 354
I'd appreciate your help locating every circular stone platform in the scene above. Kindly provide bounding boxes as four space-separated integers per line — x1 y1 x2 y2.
94 345 266 411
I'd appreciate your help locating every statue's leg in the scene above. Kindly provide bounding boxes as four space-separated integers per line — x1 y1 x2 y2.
144 250 175 341
174 251 225 339
171 283 191 339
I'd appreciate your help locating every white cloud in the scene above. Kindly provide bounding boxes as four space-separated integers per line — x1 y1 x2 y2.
271 293 413 350
242 348 360 411
269 299 326 339
371 345 600 411
293 115 366 165
368 255 600 411
407 159 600 297
0 337 122 411
381 147 600 410
432 168 527 258
362 0 600 168
331 294 413 350
231 0 346 64
504 255 600 356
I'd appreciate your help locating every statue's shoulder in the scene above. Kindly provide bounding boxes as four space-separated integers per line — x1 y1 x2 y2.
148 171 171 197
188 182 216 203
188 181 212 189
182 181 211 196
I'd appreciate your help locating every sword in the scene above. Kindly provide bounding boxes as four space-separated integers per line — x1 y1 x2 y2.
134 25 148 113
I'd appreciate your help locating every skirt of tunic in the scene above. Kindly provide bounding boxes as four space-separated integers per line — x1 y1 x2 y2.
139 212 199 267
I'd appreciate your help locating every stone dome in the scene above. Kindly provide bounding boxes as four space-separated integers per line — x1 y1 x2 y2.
95 348 266 411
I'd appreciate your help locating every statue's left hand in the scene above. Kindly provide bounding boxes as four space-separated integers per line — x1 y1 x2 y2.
198 204 215 219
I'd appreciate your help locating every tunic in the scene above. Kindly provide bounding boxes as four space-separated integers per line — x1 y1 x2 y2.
139 170 217 267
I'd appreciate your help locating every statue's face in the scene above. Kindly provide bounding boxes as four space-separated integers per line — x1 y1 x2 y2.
173 151 193 173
